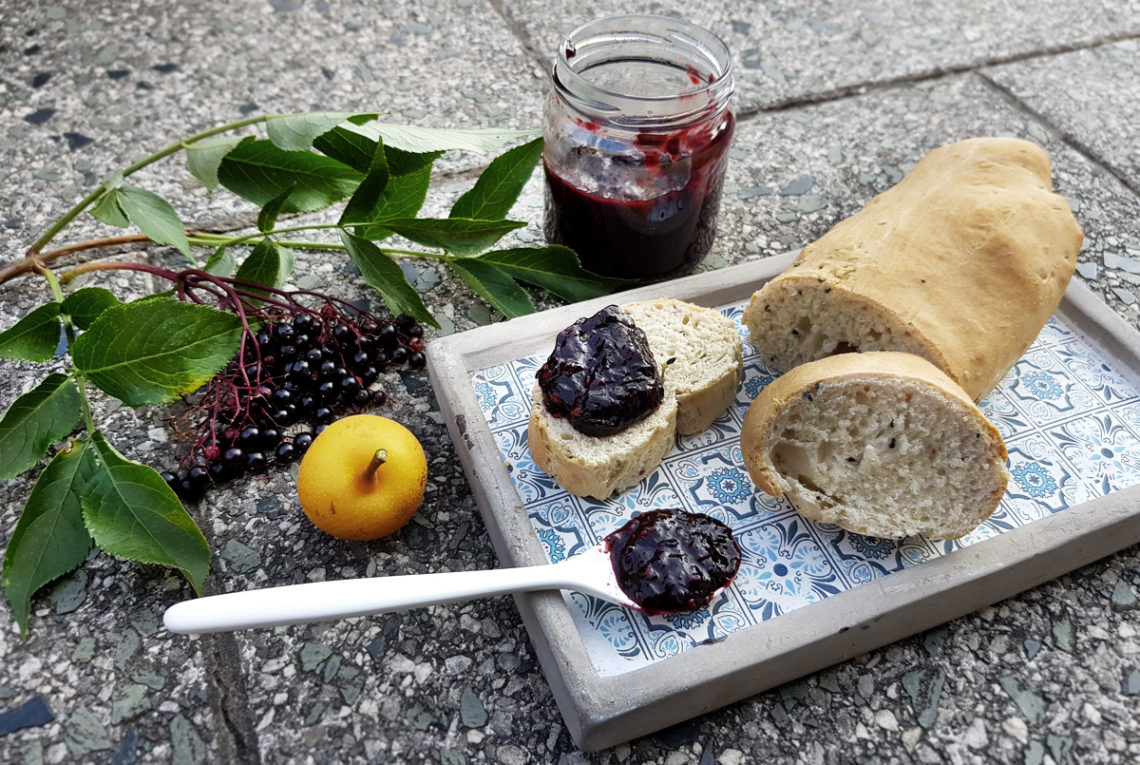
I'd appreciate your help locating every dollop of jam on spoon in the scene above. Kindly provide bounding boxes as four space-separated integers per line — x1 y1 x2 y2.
605 508 742 614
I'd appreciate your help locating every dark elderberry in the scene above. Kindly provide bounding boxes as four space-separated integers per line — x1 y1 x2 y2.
390 346 409 365
371 389 388 406
285 359 311 378
275 323 296 343
238 426 262 448
275 441 296 463
271 388 293 405
293 432 314 452
298 394 318 411
304 348 323 364
396 314 416 332
177 465 211 501
331 322 353 343
351 350 371 370
318 360 339 380
293 313 316 333
316 380 338 403
408 351 426 370
339 375 362 396
314 406 334 424
160 470 179 490
245 452 269 474
352 388 372 406
377 323 398 349
223 446 244 467
260 426 281 450
278 344 298 360
359 365 380 386
209 460 241 483
407 324 424 339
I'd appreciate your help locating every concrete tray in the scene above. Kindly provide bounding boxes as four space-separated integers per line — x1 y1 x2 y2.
426 253 1140 751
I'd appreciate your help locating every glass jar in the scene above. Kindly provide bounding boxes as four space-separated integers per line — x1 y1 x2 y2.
543 15 735 282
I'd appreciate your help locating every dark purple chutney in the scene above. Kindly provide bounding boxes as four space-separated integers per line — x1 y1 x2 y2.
606 508 742 614
536 305 663 437
543 112 735 281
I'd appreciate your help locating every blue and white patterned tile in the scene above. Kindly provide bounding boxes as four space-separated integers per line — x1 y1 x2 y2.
470 300 1140 673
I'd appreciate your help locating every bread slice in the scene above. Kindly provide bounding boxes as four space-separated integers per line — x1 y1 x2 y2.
623 298 742 435
528 380 678 499
741 352 1009 540
742 137 1083 401
528 299 741 498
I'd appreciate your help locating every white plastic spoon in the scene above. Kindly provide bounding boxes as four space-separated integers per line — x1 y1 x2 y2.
163 541 635 634
163 508 741 634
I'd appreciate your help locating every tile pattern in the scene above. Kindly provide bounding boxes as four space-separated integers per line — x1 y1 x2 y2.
473 303 1140 674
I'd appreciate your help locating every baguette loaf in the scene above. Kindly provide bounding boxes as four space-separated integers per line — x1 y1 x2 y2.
741 352 1009 540
742 137 1083 401
529 300 741 498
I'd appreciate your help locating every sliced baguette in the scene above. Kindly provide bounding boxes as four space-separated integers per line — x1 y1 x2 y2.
528 299 741 499
623 298 742 435
742 137 1083 401
741 352 1009 540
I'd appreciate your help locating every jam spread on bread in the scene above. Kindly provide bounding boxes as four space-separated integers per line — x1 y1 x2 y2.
605 508 741 614
537 305 664 437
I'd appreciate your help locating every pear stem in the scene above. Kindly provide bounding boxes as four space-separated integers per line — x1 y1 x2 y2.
365 449 388 479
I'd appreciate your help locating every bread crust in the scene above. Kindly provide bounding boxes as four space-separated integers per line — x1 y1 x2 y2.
743 137 1083 401
742 352 1009 539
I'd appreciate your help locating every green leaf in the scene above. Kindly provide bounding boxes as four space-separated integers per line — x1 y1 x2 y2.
203 245 237 277
2 443 96 639
0 303 62 362
353 162 438 241
0 373 82 482
450 137 543 221
341 234 438 328
475 246 634 303
186 136 243 192
60 287 122 330
71 300 243 407
257 184 295 233
346 121 539 155
218 138 363 214
234 239 295 299
265 111 366 152
449 258 535 319
340 137 390 226
385 146 444 177
380 217 525 255
82 432 209 596
312 126 379 173
117 185 192 258
90 188 129 228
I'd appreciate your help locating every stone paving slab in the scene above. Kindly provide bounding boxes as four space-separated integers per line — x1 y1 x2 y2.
984 39 1140 195
1 1 1140 763
501 0 1140 109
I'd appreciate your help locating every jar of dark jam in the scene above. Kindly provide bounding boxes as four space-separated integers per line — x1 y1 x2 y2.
543 15 735 282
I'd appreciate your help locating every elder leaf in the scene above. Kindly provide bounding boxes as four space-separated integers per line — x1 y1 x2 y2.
341 233 438 328
60 287 122 330
82 431 209 596
450 137 542 221
474 246 633 303
90 187 130 228
257 184 295 233
347 122 539 155
265 111 371 152
449 258 535 319
0 303 62 363
71 300 243 407
235 239 295 300
340 137 390 226
117 185 192 258
186 136 243 192
203 245 237 277
217 138 362 214
2 443 96 639
380 217 525 256
0 373 82 482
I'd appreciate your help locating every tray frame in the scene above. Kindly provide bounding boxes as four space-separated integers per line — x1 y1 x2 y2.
426 253 1140 751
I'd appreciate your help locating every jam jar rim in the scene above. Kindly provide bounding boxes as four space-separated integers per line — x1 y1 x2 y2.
551 14 734 130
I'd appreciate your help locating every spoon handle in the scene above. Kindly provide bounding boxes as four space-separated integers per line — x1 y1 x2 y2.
163 556 597 634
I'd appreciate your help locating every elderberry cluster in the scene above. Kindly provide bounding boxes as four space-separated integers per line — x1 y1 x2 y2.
162 309 425 501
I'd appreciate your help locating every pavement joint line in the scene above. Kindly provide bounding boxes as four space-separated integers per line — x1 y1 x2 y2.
977 70 1140 199
738 29 1140 119
487 0 550 73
